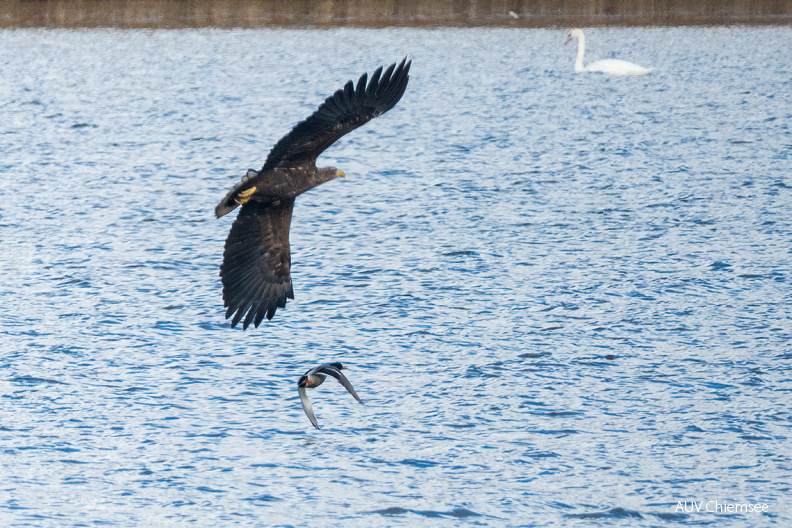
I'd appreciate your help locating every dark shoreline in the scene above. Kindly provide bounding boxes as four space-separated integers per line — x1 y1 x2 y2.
1 0 791 28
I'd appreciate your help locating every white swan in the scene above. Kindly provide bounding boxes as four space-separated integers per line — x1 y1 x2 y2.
564 29 653 76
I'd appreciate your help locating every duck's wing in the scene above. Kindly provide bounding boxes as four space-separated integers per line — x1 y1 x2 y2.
220 199 295 329
298 386 320 429
317 366 363 404
302 366 319 377
261 58 411 172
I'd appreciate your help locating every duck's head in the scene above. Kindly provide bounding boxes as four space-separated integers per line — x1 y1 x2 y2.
329 362 347 370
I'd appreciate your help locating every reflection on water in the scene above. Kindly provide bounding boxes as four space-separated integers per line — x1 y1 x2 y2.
1 0 791 28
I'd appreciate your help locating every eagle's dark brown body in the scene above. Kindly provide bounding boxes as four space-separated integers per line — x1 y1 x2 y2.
215 166 339 219
216 58 411 329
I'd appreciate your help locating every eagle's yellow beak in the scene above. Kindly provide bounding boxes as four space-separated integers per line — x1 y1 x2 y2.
336 170 345 178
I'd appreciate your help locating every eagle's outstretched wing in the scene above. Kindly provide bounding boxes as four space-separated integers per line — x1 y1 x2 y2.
261 57 411 171
220 199 295 329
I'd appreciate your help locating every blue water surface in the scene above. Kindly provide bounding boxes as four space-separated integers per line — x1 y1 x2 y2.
1 27 791 527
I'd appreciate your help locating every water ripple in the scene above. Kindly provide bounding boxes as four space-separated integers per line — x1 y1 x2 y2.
1 25 790 528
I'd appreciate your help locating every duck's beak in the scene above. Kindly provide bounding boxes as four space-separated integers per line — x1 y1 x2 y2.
336 169 345 178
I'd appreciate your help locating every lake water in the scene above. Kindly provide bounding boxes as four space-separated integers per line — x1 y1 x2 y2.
1 27 791 527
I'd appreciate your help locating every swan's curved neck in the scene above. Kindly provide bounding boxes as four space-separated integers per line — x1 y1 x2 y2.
575 34 586 72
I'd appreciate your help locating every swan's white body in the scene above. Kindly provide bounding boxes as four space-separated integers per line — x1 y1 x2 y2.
565 29 652 76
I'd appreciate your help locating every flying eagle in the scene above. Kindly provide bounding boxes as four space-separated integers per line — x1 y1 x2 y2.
215 58 411 329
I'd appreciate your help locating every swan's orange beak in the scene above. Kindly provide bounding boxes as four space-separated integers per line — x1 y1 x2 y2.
564 35 573 45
